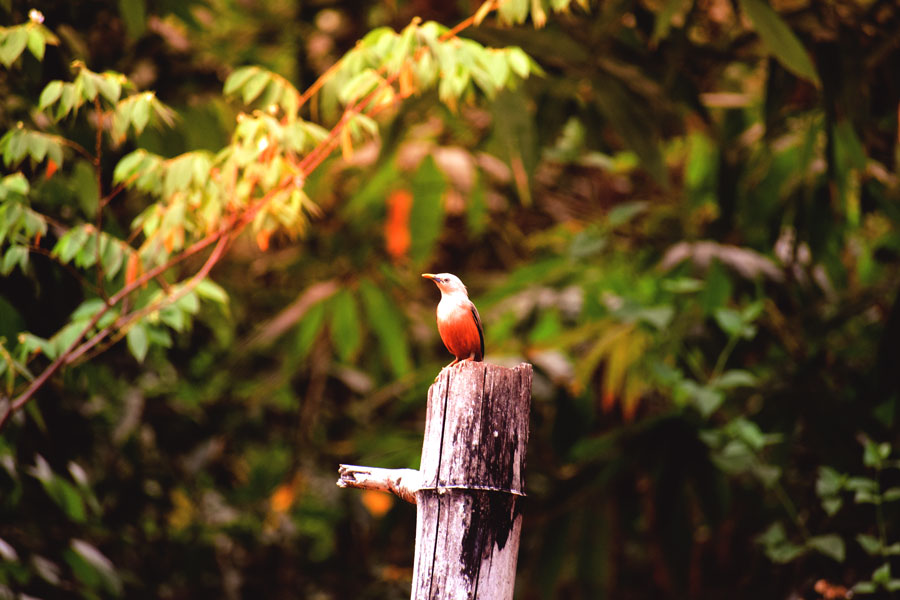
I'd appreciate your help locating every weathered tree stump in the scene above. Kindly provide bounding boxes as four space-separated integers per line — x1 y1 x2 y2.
338 361 532 600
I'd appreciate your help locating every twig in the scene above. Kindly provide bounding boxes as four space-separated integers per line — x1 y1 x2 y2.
65 232 230 367
93 97 108 301
0 225 231 430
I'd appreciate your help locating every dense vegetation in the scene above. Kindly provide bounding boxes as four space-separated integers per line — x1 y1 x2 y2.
1 0 899 598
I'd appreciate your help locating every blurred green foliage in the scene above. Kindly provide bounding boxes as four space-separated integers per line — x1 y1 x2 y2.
1 0 900 598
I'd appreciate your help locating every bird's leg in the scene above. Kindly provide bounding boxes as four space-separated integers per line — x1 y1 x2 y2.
449 357 476 368
434 358 460 382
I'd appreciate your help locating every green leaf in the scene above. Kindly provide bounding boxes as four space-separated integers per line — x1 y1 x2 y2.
498 0 529 24
224 66 257 95
26 27 46 60
853 581 877 594
164 154 194 197
78 70 98 101
821 497 843 516
330 289 361 362
339 68 381 104
0 28 28 67
816 466 845 497
677 380 723 417
631 306 674 330
160 306 185 332
711 370 758 389
857 534 883 556
100 237 125 279
608 201 649 227
756 521 805 564
71 298 106 322
95 74 122 104
126 323 149 363
175 290 200 315
242 70 270 104
113 150 147 183
118 0 146 39
833 119 867 171
53 225 91 264
359 280 411 377
68 539 122 596
1 245 28 275
883 487 900 502
57 83 77 120
806 534 845 562
409 155 446 265
714 307 744 338
507 47 531 78
593 77 667 185
131 95 151 134
730 417 767 450
195 279 229 305
872 563 891 584
113 96 135 138
72 159 99 218
29 455 86 523
294 301 326 360
39 81 63 110
2 172 29 196
845 476 877 492
863 438 887 468
738 0 820 86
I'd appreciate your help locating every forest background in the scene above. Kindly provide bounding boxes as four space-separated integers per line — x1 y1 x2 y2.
1 0 900 598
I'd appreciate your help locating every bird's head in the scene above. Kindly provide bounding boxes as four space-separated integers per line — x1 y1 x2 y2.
422 273 468 296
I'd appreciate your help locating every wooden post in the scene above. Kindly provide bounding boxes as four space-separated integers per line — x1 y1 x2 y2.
338 361 532 600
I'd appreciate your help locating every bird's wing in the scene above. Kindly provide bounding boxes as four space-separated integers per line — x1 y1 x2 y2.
469 302 484 361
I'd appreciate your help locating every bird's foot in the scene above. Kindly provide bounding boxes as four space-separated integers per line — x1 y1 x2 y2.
433 359 461 382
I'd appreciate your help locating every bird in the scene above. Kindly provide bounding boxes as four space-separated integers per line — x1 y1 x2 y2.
422 273 484 368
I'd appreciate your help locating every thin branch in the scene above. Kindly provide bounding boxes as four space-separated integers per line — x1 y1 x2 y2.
244 279 340 348
65 232 230 367
27 244 103 297
296 7 499 176
57 137 94 162
93 97 108 301
0 225 231 431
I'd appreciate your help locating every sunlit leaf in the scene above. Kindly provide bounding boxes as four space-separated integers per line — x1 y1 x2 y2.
38 80 63 110
0 28 28 67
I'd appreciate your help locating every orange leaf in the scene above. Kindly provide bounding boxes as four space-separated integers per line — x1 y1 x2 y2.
125 253 140 286
45 159 58 179
256 229 272 251
399 63 415 97
361 490 393 518
340 127 354 162
601 389 616 413
33 231 42 247
385 189 412 260
270 482 296 514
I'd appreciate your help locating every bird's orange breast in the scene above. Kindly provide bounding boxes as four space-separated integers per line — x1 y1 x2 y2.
436 302 482 361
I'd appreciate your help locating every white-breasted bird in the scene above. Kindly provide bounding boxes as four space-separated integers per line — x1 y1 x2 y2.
422 273 484 367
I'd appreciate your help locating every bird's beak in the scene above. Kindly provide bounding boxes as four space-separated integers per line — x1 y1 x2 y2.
421 273 436 280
